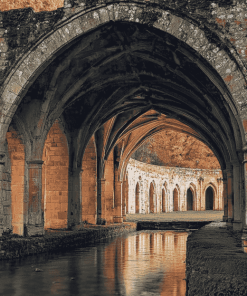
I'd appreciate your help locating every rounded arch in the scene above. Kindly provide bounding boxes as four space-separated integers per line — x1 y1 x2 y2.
0 4 245 161
173 185 180 212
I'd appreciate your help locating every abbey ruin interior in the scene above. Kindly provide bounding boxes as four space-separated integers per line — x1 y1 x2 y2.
1 0 247 236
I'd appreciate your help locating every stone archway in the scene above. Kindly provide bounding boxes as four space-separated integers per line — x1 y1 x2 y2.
205 186 214 210
1 3 247 233
187 188 193 211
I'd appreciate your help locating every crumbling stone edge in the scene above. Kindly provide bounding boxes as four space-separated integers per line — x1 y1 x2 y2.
0 222 137 260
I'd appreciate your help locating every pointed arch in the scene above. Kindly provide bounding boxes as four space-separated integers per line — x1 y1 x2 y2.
187 188 193 211
205 184 216 210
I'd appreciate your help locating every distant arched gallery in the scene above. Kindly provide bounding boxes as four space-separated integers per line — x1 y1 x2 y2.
127 159 223 214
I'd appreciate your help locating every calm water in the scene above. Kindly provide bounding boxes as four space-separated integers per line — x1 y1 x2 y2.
0 231 188 296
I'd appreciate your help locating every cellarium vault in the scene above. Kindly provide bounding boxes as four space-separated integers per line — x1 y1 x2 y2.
1 0 247 236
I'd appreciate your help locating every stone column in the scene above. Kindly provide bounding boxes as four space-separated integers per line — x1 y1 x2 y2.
97 178 105 224
26 160 44 236
242 152 247 232
222 170 228 222
226 167 234 225
122 179 126 222
232 161 242 230
68 167 82 229
0 153 5 235
113 180 123 223
198 177 204 211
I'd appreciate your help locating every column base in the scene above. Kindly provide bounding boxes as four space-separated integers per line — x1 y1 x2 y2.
223 215 228 222
97 217 107 225
232 220 243 231
122 215 126 222
113 216 123 223
25 224 44 236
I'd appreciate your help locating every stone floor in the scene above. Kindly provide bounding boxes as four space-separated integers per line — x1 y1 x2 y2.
186 221 247 295
126 210 224 222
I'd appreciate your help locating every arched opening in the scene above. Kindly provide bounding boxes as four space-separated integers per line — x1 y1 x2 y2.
187 188 193 211
1 14 244 233
42 120 69 229
162 188 166 212
205 186 214 210
149 182 155 213
173 188 179 212
135 182 140 213
81 136 97 224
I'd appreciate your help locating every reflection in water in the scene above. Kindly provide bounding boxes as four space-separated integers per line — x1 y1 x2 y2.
243 239 247 253
0 231 188 296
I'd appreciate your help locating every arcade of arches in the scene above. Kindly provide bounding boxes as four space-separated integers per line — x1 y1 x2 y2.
1 0 247 235
127 158 223 214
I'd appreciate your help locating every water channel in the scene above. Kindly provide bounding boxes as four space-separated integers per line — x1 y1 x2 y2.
0 230 188 296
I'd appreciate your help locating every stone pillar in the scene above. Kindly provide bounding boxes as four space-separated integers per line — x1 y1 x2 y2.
198 177 204 211
122 180 126 222
97 178 105 224
113 180 123 223
222 170 228 222
243 153 247 232
0 153 5 235
26 160 44 236
226 167 234 226
232 161 242 230
68 167 82 229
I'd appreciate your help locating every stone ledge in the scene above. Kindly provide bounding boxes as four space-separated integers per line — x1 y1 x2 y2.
0 222 137 260
186 221 247 296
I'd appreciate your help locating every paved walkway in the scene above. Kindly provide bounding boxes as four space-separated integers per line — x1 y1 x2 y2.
126 210 224 222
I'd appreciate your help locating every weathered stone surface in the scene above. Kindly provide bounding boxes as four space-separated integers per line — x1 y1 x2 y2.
186 222 247 295
132 130 220 170
0 222 136 260
127 158 223 214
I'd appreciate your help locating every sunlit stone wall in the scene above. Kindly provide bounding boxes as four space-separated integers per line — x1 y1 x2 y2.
127 158 223 214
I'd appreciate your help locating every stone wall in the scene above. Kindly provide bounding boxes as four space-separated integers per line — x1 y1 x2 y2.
127 158 223 214
0 142 12 235
131 130 221 170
